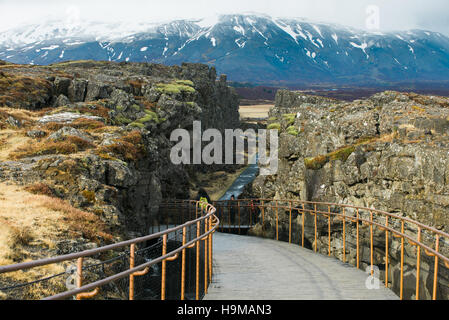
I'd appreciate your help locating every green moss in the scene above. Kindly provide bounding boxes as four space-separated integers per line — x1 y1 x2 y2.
283 113 296 126
267 123 281 130
175 79 194 86
186 102 195 107
116 105 125 112
156 82 196 95
287 126 299 137
114 115 132 125
304 146 356 170
131 104 141 112
128 122 145 129
268 117 278 121
304 155 329 170
135 110 165 125
329 146 355 162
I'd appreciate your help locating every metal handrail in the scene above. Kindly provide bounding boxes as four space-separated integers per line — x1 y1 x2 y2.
0 200 219 300
213 198 449 300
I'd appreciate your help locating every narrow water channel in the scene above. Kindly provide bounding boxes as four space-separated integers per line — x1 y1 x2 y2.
219 153 259 200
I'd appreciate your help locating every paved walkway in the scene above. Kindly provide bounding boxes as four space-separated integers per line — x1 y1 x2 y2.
204 232 398 300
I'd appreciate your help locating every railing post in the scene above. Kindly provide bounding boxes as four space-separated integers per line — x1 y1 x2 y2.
129 244 135 300
196 221 200 300
209 217 212 283
76 257 83 300
261 201 265 226
289 201 292 244
301 203 305 247
328 206 331 256
181 227 186 300
250 201 253 228
356 209 359 268
228 204 231 233
238 201 241 235
276 200 279 241
385 216 389 287
400 220 404 300
370 211 373 276
314 204 317 252
342 207 346 263
204 217 209 295
432 235 440 300
416 227 421 300
161 234 168 300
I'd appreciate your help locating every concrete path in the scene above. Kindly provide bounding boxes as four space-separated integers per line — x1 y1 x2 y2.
204 232 398 300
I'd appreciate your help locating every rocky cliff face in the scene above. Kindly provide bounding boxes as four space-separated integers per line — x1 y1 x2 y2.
0 60 240 239
247 89 449 299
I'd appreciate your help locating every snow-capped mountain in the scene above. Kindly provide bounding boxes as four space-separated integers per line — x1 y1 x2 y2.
1 13 449 85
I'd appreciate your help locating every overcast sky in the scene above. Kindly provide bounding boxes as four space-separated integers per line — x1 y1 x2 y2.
0 0 448 35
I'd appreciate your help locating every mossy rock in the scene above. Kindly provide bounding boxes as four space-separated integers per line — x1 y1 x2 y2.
155 82 196 95
128 122 145 129
114 115 132 125
283 114 296 126
287 126 299 137
175 79 194 86
131 104 141 112
267 123 281 130
304 146 356 170
304 155 329 170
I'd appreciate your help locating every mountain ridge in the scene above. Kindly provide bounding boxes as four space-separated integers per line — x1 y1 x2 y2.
1 13 449 85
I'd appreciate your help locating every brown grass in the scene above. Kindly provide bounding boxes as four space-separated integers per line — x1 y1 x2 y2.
96 130 145 162
8 226 34 247
0 129 32 161
24 183 54 197
11 135 95 159
71 118 105 130
0 72 51 109
34 196 113 242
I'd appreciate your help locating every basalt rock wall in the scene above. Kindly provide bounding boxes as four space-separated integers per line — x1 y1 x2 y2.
247 89 449 299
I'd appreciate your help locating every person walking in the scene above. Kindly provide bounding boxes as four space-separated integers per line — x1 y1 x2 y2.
196 188 211 213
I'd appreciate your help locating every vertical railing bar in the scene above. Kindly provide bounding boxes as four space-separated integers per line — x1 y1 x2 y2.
196 221 200 300
356 208 359 269
328 205 331 256
301 203 305 247
385 216 389 288
416 227 421 300
289 201 292 244
432 235 440 300
129 244 135 300
400 220 404 300
342 207 346 263
370 211 374 276
314 203 317 252
204 217 208 295
181 226 186 300
276 200 279 240
76 257 83 300
161 234 167 300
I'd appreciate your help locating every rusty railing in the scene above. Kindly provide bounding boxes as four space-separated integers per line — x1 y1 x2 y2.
212 198 449 300
0 200 219 300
